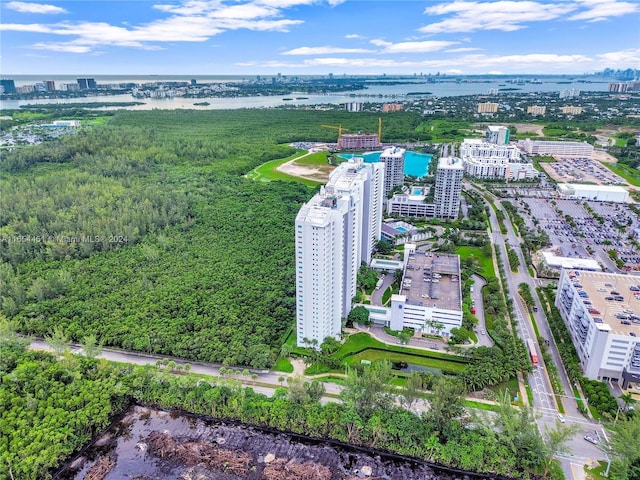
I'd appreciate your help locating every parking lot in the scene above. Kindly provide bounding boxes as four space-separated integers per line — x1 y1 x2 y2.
541 157 626 185
508 197 640 273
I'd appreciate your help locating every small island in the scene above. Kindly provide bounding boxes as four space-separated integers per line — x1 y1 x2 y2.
193 101 210 106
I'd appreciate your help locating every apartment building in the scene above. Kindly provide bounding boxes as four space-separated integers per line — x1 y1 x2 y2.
562 106 584 115
477 102 499 114
339 133 380 151
380 146 406 198
486 125 510 145
460 139 538 180
295 158 384 347
434 157 463 219
555 270 640 387
527 105 547 115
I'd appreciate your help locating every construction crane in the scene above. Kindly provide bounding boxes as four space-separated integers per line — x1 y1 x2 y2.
321 124 349 141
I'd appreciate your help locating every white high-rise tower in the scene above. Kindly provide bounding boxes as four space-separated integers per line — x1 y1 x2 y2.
379 146 405 198
295 158 384 347
434 157 463 220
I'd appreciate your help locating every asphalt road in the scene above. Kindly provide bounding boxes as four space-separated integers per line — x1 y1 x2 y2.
471 274 493 347
471 184 608 478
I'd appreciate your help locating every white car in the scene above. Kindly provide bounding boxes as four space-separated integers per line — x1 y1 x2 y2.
557 413 566 423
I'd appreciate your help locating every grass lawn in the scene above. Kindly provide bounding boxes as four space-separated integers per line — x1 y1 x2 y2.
585 461 608 480
347 349 467 373
530 313 541 338
272 357 293 373
246 150 321 187
294 150 329 166
337 333 467 363
601 161 640 187
464 400 500 412
456 246 496 279
487 377 520 402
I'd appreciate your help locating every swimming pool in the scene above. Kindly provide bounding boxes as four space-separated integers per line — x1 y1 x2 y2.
395 227 407 232
338 151 433 178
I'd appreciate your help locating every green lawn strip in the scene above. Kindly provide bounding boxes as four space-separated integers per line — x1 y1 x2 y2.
381 286 394 305
601 161 640 187
456 246 496 279
529 313 541 338
464 400 501 412
272 357 293 373
346 349 467 374
337 333 467 363
525 384 534 406
573 387 588 413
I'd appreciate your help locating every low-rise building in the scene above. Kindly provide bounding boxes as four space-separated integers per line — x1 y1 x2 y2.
386 185 436 218
381 220 431 245
339 133 380 151
363 245 463 335
390 246 463 335
562 106 584 115
557 184 629 203
555 270 640 387
527 105 547 115
477 102 498 114
520 139 594 158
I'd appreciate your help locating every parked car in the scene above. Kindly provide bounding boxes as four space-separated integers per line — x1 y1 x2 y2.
584 434 599 445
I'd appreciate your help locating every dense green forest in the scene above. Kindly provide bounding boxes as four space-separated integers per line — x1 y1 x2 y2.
0 109 426 365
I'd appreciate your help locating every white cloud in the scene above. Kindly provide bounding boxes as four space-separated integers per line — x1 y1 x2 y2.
370 39 459 53
282 46 375 55
345 33 363 39
1 0 311 53
595 48 640 67
421 1 576 33
444 47 482 53
568 0 639 21
32 42 91 53
5 1 67 14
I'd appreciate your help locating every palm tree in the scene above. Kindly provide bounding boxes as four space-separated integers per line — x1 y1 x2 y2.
620 392 637 412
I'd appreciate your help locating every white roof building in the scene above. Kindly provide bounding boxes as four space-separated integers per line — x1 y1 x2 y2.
557 184 629 203
520 139 594 158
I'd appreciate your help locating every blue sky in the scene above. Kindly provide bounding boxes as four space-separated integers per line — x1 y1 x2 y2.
1 0 639 75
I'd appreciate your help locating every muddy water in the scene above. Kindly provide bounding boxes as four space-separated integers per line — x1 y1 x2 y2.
55 405 510 480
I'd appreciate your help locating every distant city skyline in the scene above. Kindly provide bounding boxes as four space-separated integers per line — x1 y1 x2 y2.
1 0 639 76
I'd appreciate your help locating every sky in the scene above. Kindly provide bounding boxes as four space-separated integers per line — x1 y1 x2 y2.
1 0 639 75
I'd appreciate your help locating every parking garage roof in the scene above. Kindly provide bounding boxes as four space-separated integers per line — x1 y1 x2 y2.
569 271 640 336
400 252 461 311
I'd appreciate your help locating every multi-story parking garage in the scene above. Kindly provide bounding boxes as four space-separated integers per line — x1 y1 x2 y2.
555 270 640 388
